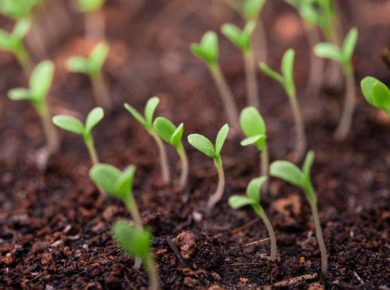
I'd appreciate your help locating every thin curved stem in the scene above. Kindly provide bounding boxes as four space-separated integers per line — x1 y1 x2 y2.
146 256 160 290
310 201 328 274
260 145 269 178
255 206 277 261
177 144 189 189
37 103 59 155
151 133 170 185
288 92 306 161
91 73 112 111
85 136 99 165
207 159 225 210
210 65 240 132
305 26 324 98
334 67 356 140
244 49 260 110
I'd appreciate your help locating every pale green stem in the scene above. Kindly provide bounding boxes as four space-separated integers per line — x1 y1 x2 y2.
127 193 144 270
244 49 260 110
288 91 306 161
334 65 356 140
91 73 112 111
260 144 269 178
84 135 99 165
305 26 324 98
207 158 225 210
254 206 277 261
151 133 170 185
146 256 160 290
209 65 240 132
37 103 59 155
177 144 189 189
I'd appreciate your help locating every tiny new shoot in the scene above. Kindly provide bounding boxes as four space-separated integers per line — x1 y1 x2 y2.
229 177 277 261
90 164 142 227
0 19 31 73
314 27 358 140
53 107 104 165
8 60 59 155
191 32 239 131
76 0 106 38
124 97 170 185
222 21 260 109
67 41 112 110
153 117 189 189
270 151 328 274
112 221 159 290
188 124 229 210
240 106 268 177
361 76 390 116
260 49 306 160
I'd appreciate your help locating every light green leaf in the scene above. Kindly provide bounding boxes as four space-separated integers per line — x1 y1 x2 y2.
85 107 104 133
67 57 89 74
302 150 314 183
228 195 254 209
342 27 358 63
361 76 390 113
115 165 136 201
281 49 295 96
215 124 229 156
188 134 215 158
241 0 265 20
53 115 85 135
13 19 30 39
259 63 284 84
171 123 184 148
153 117 176 144
247 176 267 204
270 160 304 188
77 0 104 12
239 106 266 150
89 164 121 196
124 103 146 127
0 31 13 50
8 88 31 101
144 97 160 127
89 41 109 77
29 60 54 103
314 43 342 63
240 134 265 146
191 31 218 66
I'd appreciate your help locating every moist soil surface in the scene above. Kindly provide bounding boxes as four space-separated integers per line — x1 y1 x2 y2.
1 0 389 289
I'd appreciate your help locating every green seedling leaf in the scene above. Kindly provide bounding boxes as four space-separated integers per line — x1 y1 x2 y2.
30 60 54 103
221 21 256 51
145 97 160 127
77 0 104 12
247 176 266 204
270 161 304 188
342 27 358 63
281 49 295 97
188 134 215 158
241 0 266 20
228 195 254 209
0 0 37 19
191 31 219 66
90 164 121 195
53 116 85 135
153 117 176 144
124 103 146 127
112 221 151 261
361 76 390 115
259 63 283 84
85 107 104 133
7 88 31 101
215 124 229 156
171 123 184 147
314 43 342 63
67 57 90 74
0 19 30 59
115 165 136 199
240 106 266 151
13 19 31 38
89 42 109 77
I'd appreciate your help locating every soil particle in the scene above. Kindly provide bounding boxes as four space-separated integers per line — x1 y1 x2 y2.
174 231 197 260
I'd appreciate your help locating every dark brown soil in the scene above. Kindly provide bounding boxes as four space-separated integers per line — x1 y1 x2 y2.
1 0 389 289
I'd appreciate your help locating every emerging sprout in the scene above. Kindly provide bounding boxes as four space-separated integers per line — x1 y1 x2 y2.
112 221 159 290
229 177 277 261
270 151 328 274
124 97 170 185
153 117 189 189
90 164 142 227
314 27 358 140
188 124 229 210
8 60 59 155
240 106 269 177
361 76 390 116
53 107 104 165
0 0 38 20
76 0 106 38
191 32 240 131
260 49 306 160
222 21 260 109
67 41 112 110
0 19 31 72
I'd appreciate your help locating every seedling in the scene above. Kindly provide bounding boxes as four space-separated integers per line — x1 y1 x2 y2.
314 27 358 140
124 97 170 184
0 19 31 73
229 177 277 261
222 21 260 109
191 32 240 131
361 76 390 116
112 221 159 290
270 151 328 274
188 124 229 209
8 60 59 155
260 49 306 160
153 117 188 189
90 164 142 227
67 41 112 110
240 106 268 177
53 107 104 165
76 0 106 38
0 0 38 20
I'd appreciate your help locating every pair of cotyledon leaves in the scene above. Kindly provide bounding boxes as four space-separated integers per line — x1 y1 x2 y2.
229 176 267 209
361 76 390 116
0 19 30 53
240 106 267 151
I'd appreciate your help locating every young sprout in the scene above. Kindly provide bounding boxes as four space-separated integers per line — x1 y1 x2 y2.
124 97 170 185
0 19 31 73
76 0 106 38
191 32 240 131
270 151 328 274
188 124 229 210
361 76 390 116
229 177 277 261
260 49 306 160
53 107 104 165
8 60 59 155
90 164 142 227
314 28 358 140
0 0 37 20
67 41 112 110
240 106 268 177
153 117 188 189
222 21 260 109
112 221 159 290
